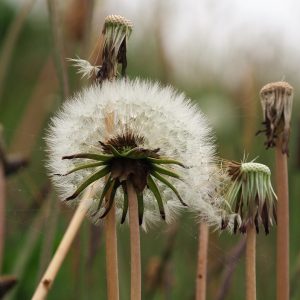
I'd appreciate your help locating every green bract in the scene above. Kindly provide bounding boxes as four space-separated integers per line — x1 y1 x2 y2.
58 132 187 225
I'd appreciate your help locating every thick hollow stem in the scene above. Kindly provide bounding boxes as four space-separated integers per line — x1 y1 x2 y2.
196 222 209 300
104 200 119 300
127 181 141 300
32 187 94 300
246 225 256 300
275 145 289 300
0 162 5 272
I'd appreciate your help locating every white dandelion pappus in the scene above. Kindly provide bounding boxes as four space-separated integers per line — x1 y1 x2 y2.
46 79 222 230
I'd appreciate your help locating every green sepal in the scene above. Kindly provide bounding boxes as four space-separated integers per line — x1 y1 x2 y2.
151 170 187 206
58 161 109 176
99 180 118 219
65 166 110 201
62 153 113 162
92 175 114 216
105 144 123 157
152 165 181 180
147 157 186 168
147 175 166 220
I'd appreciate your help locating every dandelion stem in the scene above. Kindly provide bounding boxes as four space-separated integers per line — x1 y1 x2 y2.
275 139 289 300
127 181 141 300
196 222 209 300
246 225 256 300
32 187 94 300
104 112 120 300
104 198 119 300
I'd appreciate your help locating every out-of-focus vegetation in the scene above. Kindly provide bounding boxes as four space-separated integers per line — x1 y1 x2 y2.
0 1 299 299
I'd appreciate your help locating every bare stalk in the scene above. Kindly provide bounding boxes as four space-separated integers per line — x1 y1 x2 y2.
104 200 119 300
127 181 141 300
246 225 256 300
32 187 94 300
104 113 120 300
275 138 289 300
196 222 209 300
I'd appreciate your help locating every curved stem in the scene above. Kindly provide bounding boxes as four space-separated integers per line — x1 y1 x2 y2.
127 181 141 300
246 225 256 300
196 222 209 300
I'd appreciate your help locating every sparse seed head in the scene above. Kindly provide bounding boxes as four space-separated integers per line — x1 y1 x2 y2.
104 15 133 31
258 81 294 154
68 15 132 82
221 160 277 234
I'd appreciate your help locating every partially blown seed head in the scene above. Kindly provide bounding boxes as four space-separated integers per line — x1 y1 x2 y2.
258 81 293 154
68 14 132 82
46 79 222 230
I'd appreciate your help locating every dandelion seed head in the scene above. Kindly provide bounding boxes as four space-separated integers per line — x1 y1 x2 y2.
46 79 221 230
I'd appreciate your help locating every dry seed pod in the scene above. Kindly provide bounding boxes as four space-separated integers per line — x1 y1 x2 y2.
258 81 293 154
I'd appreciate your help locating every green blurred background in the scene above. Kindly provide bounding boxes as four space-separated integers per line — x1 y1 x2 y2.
0 0 299 299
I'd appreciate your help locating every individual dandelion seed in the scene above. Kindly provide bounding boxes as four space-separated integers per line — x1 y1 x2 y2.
221 160 277 234
46 79 221 230
257 81 293 154
68 15 133 82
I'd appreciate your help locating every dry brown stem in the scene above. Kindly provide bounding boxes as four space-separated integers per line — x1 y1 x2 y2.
275 139 289 300
196 222 209 300
246 225 256 300
127 181 141 300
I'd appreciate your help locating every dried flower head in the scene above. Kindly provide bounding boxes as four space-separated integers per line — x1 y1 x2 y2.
46 79 221 230
68 15 132 82
258 81 293 154
221 160 277 234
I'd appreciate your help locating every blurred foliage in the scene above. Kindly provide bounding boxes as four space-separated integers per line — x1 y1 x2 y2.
0 1 299 299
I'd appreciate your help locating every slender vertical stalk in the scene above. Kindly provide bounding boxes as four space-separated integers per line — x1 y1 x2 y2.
127 181 141 300
47 0 69 99
32 187 94 300
104 113 119 300
275 138 289 300
0 161 5 272
104 200 119 300
196 222 209 300
246 225 256 300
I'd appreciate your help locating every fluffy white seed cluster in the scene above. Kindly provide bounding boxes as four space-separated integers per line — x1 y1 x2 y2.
46 79 223 230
